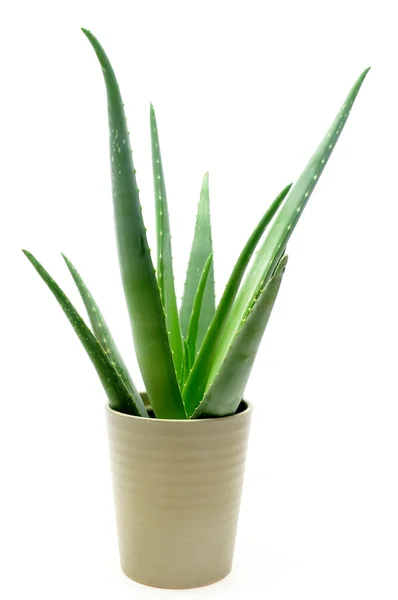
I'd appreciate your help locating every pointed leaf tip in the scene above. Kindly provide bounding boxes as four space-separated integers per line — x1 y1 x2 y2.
150 97 184 377
276 255 289 274
182 183 291 415
350 67 371 92
359 66 371 83
23 251 146 416
180 171 216 352
83 28 185 418
212 68 370 375
61 253 148 417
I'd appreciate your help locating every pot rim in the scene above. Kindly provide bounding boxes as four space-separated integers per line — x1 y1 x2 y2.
106 398 253 425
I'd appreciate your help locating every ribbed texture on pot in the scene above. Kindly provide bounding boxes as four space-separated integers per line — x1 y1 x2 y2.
106 401 252 589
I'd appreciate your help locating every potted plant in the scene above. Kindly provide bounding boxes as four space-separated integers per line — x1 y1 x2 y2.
23 29 369 589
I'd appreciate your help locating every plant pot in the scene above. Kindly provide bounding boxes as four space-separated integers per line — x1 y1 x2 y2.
106 398 253 589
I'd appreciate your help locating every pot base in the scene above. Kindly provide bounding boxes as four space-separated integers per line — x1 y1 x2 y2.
121 563 231 590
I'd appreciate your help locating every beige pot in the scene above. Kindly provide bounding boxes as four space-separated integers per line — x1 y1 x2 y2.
106 399 253 589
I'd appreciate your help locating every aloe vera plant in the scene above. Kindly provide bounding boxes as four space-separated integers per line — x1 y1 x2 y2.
23 29 369 420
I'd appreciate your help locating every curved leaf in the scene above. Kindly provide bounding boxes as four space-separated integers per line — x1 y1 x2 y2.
193 256 288 418
62 254 148 417
216 68 370 366
82 29 186 419
182 184 291 416
23 251 146 417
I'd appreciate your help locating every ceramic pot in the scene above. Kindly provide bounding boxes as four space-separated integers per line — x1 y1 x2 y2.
106 399 252 589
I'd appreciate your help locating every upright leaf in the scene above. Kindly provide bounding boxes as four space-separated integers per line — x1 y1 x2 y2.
82 29 186 419
179 339 191 390
62 254 148 417
216 68 370 368
150 104 183 376
192 257 288 418
180 173 215 352
23 251 147 417
182 184 291 416
186 253 213 368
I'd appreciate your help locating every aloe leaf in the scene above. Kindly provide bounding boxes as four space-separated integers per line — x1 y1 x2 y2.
62 254 148 417
180 173 215 352
82 29 186 420
178 348 186 390
192 256 288 418
186 253 213 368
182 184 291 416
216 68 370 367
179 340 191 389
23 251 146 417
150 104 183 376
183 338 191 382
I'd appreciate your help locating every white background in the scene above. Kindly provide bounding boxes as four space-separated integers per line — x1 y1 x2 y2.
1 0 397 598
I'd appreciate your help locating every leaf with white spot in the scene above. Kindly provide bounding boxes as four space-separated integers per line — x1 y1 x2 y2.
82 29 186 419
192 256 288 418
182 184 291 416
214 68 370 374
23 251 147 417
62 254 148 416
150 104 183 377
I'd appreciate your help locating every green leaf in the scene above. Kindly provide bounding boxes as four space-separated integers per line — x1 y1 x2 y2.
182 184 291 416
186 253 213 369
178 348 186 391
192 256 288 419
183 339 191 383
216 68 370 367
150 104 183 376
82 29 186 419
23 251 146 417
62 254 148 417
179 340 190 390
180 173 215 352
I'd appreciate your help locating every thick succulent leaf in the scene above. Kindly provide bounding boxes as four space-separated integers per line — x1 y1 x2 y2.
192 256 288 418
183 339 191 383
179 339 191 390
186 253 213 368
178 347 186 390
82 29 186 419
216 68 370 367
180 173 215 352
62 254 148 417
182 184 291 416
150 104 183 376
23 251 146 417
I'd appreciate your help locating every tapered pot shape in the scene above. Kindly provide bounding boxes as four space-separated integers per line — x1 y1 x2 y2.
106 400 252 589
